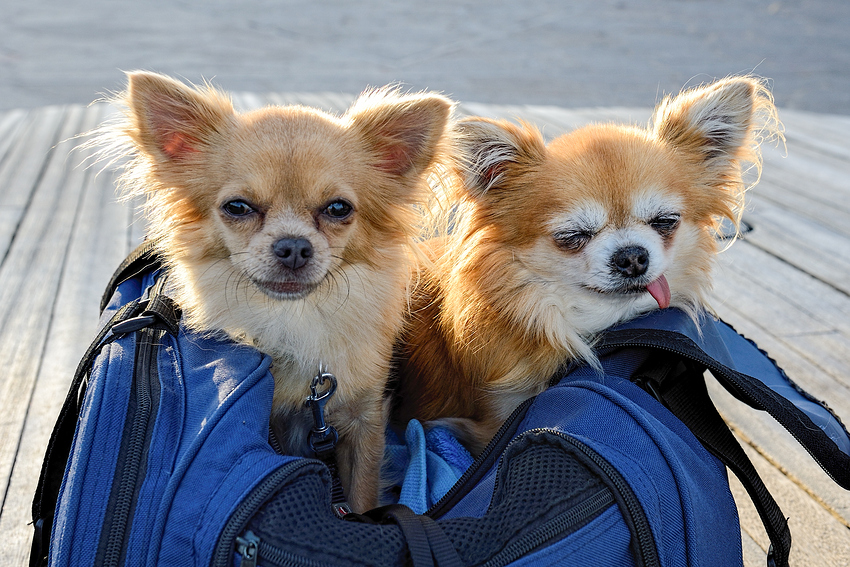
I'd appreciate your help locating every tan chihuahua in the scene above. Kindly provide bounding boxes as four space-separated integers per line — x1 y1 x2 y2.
102 71 453 511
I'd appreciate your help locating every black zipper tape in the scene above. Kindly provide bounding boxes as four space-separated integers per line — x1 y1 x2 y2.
96 326 164 567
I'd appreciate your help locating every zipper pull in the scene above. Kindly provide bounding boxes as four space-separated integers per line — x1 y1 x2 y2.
235 530 260 567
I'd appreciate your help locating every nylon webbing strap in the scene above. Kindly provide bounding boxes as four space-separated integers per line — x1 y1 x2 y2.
311 443 349 512
366 504 463 567
654 364 791 567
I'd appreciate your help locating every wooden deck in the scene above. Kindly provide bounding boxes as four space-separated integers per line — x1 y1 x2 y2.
0 93 848 565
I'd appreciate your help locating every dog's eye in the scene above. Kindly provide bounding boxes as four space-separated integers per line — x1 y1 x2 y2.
222 200 255 217
322 200 354 220
554 230 593 251
649 214 681 237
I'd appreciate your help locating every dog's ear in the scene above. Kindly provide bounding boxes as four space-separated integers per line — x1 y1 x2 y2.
346 88 453 179
650 76 779 179
454 118 546 197
124 71 234 163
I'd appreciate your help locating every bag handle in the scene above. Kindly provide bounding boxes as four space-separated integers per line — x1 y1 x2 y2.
100 238 163 312
597 310 850 488
355 504 463 567
635 356 790 567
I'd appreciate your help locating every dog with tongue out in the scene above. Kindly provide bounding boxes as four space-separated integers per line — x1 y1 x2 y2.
392 76 781 454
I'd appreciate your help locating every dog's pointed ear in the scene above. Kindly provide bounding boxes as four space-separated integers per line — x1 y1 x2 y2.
651 77 779 177
454 118 546 197
346 88 453 178
124 71 234 163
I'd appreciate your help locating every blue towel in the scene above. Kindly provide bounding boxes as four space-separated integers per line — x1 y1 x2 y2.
383 420 474 513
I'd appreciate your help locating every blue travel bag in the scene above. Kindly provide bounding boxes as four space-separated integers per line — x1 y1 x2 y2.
30 242 850 567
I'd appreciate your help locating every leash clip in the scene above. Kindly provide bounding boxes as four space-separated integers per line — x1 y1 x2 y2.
305 364 351 517
305 364 339 455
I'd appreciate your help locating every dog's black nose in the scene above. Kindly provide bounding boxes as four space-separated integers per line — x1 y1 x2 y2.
273 238 314 270
612 246 649 278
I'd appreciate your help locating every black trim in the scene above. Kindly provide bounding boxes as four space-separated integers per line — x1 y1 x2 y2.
100 239 163 313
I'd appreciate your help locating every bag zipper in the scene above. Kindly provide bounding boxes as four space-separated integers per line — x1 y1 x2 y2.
234 530 337 567
479 489 614 567
425 397 536 518
211 459 325 567
515 429 659 567
100 325 164 567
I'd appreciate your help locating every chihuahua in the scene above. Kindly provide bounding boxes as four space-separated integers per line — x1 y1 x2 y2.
103 71 453 511
393 77 781 453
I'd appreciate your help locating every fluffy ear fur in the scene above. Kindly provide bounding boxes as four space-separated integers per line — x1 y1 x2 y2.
346 88 454 179
125 71 235 165
651 77 780 182
650 76 782 228
453 118 546 197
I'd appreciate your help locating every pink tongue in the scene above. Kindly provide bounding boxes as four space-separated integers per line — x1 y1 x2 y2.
646 275 671 309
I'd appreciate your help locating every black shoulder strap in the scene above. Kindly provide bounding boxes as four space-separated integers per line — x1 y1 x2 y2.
591 308 850 567
634 356 790 567
597 311 850 489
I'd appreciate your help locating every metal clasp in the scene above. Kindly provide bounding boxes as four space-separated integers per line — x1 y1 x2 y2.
305 364 339 456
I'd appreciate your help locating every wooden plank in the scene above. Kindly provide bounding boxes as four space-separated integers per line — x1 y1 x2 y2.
1 97 847 565
456 102 578 139
763 140 850 207
741 529 766 567
231 91 267 113
739 194 850 297
456 103 653 138
709 242 850 526
233 92 356 115
0 107 66 264
709 371 850 528
0 104 102 514
756 146 850 240
0 109 29 168
712 242 850 403
288 92 355 114
728 435 850 566
777 109 850 162
457 101 526 120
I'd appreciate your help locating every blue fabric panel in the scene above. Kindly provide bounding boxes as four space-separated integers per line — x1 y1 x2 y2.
50 337 136 567
149 327 289 566
543 353 742 566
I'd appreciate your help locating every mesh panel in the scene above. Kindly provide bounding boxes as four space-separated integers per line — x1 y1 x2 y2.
441 432 606 564
249 470 408 566
249 430 611 566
